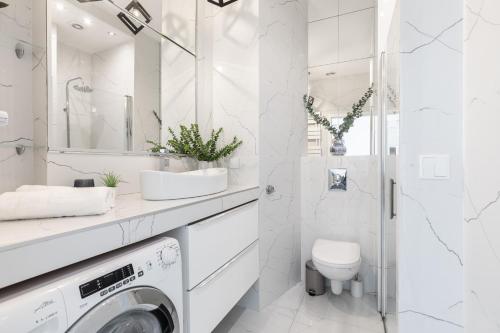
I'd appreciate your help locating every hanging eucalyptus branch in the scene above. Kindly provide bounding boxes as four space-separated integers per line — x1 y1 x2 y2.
304 85 374 141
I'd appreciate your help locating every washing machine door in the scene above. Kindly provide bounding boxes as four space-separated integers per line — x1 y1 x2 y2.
67 287 179 333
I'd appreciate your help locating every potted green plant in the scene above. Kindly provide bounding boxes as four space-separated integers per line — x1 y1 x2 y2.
146 140 166 153
167 124 243 169
304 85 374 155
101 171 122 204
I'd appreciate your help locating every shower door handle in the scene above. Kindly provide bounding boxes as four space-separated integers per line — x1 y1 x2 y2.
390 179 397 219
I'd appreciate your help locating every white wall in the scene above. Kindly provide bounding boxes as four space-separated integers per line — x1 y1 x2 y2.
196 0 307 309
301 156 378 293
133 34 160 151
398 1 464 332
464 1 500 332
46 151 158 195
55 42 93 148
91 41 134 150
258 0 308 308
0 0 34 193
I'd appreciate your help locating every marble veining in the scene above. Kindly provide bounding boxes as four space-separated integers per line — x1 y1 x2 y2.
214 282 384 333
301 156 378 294
0 185 258 288
464 0 500 332
398 0 464 332
257 0 308 308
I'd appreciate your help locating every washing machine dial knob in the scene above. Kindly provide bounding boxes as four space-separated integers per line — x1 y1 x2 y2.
160 247 177 266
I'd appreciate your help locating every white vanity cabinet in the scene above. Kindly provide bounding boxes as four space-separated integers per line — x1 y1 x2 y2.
168 201 259 333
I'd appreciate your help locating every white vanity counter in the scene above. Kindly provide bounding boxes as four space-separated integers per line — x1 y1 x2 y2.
0 185 259 289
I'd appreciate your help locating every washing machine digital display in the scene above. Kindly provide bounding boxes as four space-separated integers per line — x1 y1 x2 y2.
79 264 134 298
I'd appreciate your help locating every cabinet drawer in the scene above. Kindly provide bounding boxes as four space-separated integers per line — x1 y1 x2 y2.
187 241 259 333
186 201 258 289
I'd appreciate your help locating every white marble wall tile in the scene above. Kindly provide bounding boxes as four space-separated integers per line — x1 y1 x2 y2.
46 151 159 195
160 0 197 143
464 0 500 332
32 0 48 187
258 0 308 307
0 0 39 194
209 0 259 187
398 0 463 332
134 35 161 151
301 156 378 293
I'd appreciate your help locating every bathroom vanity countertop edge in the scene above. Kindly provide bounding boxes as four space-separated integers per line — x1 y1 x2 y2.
0 185 259 252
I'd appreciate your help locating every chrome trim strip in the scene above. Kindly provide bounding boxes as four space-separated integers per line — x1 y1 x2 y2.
189 240 258 291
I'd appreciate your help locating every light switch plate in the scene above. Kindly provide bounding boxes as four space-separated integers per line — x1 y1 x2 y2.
419 155 450 180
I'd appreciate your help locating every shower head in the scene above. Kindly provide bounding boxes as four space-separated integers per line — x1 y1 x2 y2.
73 84 93 93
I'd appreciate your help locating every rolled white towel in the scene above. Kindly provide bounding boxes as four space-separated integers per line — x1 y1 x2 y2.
0 186 115 221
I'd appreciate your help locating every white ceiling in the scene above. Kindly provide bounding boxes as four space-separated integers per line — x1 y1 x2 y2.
52 0 134 54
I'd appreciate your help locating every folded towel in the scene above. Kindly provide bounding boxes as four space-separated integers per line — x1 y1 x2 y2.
0 186 115 221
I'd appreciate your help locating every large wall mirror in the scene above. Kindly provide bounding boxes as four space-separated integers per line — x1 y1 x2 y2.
47 0 196 154
307 1 376 156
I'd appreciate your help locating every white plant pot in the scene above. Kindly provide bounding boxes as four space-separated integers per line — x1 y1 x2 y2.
198 161 216 169
107 187 116 208
169 157 198 172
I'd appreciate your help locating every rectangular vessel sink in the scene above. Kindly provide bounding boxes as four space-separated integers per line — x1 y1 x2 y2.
141 168 228 200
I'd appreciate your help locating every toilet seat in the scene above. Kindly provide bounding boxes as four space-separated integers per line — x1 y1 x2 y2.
312 239 360 267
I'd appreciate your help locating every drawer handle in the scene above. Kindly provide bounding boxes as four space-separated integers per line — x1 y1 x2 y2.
191 202 254 228
191 241 258 291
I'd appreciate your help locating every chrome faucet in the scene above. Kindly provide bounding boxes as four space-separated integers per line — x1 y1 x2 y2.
151 152 187 171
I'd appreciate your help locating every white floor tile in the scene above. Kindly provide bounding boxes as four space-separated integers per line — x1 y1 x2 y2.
214 283 384 333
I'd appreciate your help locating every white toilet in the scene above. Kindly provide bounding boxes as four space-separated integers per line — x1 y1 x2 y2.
312 239 361 295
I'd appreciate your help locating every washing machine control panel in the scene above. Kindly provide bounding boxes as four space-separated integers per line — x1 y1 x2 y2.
79 264 134 299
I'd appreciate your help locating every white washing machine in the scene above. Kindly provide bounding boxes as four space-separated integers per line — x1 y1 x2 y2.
0 237 183 333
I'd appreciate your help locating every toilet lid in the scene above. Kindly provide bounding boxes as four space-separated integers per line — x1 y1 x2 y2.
312 239 361 265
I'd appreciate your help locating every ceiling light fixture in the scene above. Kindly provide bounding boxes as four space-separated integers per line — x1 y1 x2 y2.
108 31 116 36
117 0 152 35
207 0 239 7
56 3 65 11
72 23 84 30
83 17 92 25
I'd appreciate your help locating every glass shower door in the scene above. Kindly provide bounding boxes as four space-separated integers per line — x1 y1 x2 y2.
379 6 400 331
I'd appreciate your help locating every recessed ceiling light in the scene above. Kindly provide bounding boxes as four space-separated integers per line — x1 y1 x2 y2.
83 17 92 26
108 31 116 36
56 3 65 11
72 23 84 30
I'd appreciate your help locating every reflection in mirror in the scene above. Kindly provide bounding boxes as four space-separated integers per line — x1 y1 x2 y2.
308 58 375 156
47 0 196 153
307 4 375 157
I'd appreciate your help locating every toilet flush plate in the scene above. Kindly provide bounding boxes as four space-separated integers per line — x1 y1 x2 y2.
329 169 347 191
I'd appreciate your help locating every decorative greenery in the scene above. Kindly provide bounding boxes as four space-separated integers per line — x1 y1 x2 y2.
304 85 374 141
146 140 166 153
167 124 243 162
101 171 121 188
